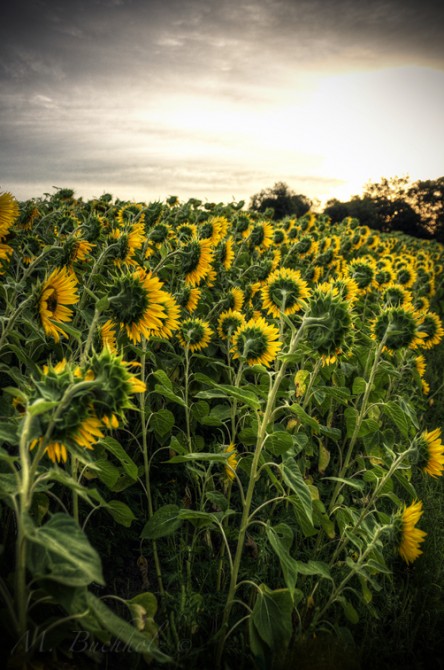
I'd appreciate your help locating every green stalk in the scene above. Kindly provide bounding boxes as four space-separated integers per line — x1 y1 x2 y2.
184 346 192 452
329 338 386 513
215 325 304 666
139 342 165 597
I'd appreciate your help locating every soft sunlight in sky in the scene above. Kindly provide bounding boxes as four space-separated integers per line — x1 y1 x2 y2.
1 0 443 206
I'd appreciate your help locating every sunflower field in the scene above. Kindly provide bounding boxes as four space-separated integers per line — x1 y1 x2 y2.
1 189 444 669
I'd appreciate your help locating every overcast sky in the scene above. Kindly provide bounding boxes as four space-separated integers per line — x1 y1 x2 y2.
1 0 443 206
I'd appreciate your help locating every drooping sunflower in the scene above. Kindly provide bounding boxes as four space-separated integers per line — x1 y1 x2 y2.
381 283 412 308
176 223 198 243
344 258 376 294
416 428 444 478
227 287 244 312
101 320 118 354
261 267 311 318
178 286 201 314
217 309 246 340
304 285 353 360
397 501 427 564
216 237 235 271
396 264 417 289
109 221 145 266
29 359 105 463
177 318 213 352
231 316 282 367
370 305 425 351
107 269 167 343
116 202 145 227
248 221 274 250
415 312 444 349
181 239 213 286
329 277 360 306
39 266 79 342
198 216 228 245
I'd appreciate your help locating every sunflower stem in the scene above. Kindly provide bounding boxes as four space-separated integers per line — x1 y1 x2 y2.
139 341 165 598
215 326 302 667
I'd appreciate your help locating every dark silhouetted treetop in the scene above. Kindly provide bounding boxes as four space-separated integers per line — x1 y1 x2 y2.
249 182 312 220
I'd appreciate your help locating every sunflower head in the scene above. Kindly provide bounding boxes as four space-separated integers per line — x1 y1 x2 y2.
370 305 424 351
0 192 20 239
177 318 213 352
86 348 146 422
181 239 213 286
39 266 79 342
414 428 444 478
415 312 444 349
261 267 311 318
395 500 427 564
231 316 282 367
224 443 238 481
217 309 246 340
304 285 353 358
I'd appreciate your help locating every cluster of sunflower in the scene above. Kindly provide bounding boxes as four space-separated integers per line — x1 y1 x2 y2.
1 188 444 576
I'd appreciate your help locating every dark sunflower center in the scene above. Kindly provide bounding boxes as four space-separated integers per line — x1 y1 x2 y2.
221 316 242 336
46 290 58 314
295 237 311 254
397 269 412 285
375 270 392 285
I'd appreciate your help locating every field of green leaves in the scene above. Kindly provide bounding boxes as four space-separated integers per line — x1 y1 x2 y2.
1 189 444 669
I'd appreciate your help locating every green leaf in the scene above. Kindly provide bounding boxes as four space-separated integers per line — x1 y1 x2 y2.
288 404 319 431
106 500 136 527
150 408 175 438
0 473 18 498
26 513 104 586
352 377 367 395
251 585 293 650
92 458 120 489
153 384 186 407
152 370 172 390
383 401 410 437
266 524 301 597
98 436 138 480
0 422 19 445
140 504 182 540
196 385 260 410
344 407 359 438
167 452 229 463
265 431 293 456
86 592 171 663
339 597 359 624
293 560 332 580
281 457 313 525
322 476 365 491
28 399 59 416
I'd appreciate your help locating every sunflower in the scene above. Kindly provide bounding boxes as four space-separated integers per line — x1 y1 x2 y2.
177 318 213 352
397 501 427 564
199 216 228 245
151 293 181 339
178 286 201 313
261 267 311 318
304 285 353 359
181 239 213 286
217 309 246 339
176 223 198 243
381 283 412 308
0 191 19 239
416 428 444 478
370 305 425 351
345 258 376 294
396 264 417 289
110 221 145 266
330 278 360 305
39 266 79 342
293 235 318 259
107 269 169 343
248 221 274 250
116 203 145 226
224 443 238 480
217 237 235 270
415 312 444 349
227 287 244 312
231 316 282 367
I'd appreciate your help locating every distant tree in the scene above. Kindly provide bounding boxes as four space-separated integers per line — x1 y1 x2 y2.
250 181 312 220
323 175 442 239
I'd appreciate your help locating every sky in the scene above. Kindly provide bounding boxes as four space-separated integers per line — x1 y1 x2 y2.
1 0 443 208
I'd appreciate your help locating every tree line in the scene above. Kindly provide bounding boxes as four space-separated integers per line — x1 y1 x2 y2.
250 178 444 242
